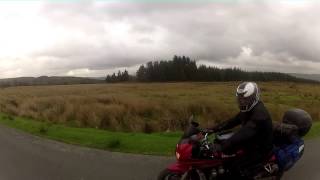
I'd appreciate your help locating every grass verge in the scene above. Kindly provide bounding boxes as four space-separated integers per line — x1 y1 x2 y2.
0 114 180 156
0 114 318 156
305 121 320 139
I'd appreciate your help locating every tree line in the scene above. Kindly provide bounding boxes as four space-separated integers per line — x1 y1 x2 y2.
106 55 315 83
105 70 130 83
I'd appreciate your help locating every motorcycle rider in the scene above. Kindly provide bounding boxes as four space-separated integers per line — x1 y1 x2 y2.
209 82 273 178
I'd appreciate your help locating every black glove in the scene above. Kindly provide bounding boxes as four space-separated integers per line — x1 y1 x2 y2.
210 124 223 133
210 143 222 153
203 128 215 135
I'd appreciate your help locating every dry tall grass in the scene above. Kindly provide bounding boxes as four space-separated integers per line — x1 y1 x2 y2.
0 82 319 132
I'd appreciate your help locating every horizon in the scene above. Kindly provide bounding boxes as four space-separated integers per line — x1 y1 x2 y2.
0 65 319 80
0 0 320 78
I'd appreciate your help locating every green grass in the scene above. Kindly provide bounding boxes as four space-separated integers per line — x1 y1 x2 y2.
0 114 180 156
0 113 319 156
305 121 320 139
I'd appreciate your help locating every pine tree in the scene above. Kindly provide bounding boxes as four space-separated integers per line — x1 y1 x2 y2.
123 70 130 81
137 65 147 82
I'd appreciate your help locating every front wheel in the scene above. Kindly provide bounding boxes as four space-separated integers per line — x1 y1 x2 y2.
157 169 181 180
157 169 207 180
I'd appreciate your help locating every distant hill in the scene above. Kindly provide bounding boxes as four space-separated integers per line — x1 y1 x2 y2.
0 76 104 87
88 77 107 81
290 73 320 82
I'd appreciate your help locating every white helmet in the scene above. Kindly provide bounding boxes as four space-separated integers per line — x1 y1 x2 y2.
236 82 260 112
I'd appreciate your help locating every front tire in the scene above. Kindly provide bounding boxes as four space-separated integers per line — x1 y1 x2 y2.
157 169 207 180
157 169 181 180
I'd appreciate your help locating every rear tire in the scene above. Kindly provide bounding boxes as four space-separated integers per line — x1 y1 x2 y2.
255 174 282 180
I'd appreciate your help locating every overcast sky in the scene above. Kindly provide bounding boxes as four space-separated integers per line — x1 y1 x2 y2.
0 0 319 78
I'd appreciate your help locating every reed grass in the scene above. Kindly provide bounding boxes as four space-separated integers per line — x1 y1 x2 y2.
0 82 318 133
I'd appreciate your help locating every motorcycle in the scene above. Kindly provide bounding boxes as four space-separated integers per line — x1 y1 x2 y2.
158 121 282 180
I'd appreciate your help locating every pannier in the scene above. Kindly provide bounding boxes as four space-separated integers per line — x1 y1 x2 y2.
274 138 304 171
273 108 312 171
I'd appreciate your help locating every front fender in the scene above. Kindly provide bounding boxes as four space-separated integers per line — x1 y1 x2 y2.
167 159 222 174
167 162 191 174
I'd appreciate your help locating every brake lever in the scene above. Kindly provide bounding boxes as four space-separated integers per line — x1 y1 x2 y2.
204 133 208 140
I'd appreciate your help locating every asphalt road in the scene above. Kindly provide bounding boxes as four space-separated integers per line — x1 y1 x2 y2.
0 124 317 180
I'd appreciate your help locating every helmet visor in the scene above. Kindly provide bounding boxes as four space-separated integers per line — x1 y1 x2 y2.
237 93 256 111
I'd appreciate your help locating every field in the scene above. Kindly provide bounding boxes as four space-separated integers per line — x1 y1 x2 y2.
0 82 319 155
0 82 319 133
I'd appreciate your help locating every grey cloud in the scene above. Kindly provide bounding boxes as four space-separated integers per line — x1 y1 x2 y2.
29 1 320 76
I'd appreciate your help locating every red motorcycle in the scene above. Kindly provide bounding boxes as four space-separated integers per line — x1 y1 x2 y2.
158 121 282 180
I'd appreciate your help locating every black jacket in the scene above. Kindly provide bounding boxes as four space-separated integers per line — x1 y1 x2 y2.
214 101 273 154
